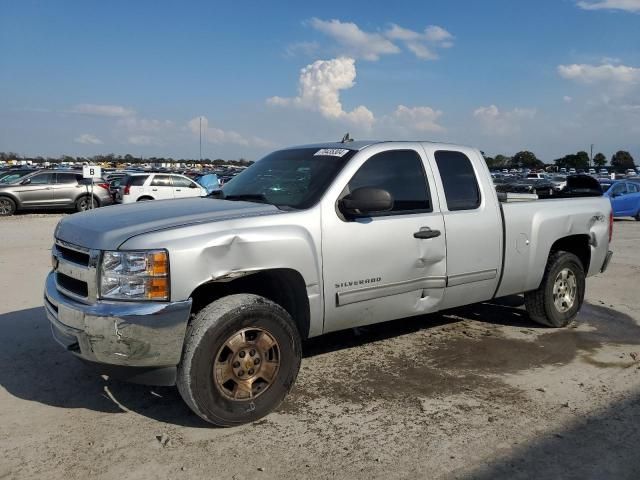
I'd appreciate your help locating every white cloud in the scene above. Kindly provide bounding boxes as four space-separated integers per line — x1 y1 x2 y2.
127 135 157 146
473 105 536 136
74 133 103 145
187 116 272 148
117 117 175 133
385 23 454 60
577 0 640 12
300 18 454 61
392 105 445 132
309 18 400 61
70 103 136 117
563 95 573 103
285 41 320 58
267 57 375 128
558 63 640 84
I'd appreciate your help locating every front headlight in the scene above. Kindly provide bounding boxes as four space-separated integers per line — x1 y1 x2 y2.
99 250 169 301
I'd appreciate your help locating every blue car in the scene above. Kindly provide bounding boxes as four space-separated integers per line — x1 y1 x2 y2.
604 180 640 220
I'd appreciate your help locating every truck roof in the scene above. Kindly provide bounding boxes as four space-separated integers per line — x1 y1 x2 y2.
283 140 471 152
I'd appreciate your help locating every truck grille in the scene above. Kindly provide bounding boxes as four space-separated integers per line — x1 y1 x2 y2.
52 239 99 302
56 244 90 266
56 272 89 297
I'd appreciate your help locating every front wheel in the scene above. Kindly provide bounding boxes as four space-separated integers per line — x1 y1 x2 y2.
0 197 16 216
525 251 585 327
177 294 302 426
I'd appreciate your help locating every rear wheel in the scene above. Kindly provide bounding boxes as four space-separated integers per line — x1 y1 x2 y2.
177 294 302 426
75 195 99 212
525 251 585 327
0 197 16 216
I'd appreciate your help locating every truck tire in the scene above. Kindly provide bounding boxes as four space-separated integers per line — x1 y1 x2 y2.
0 196 16 216
524 251 585 327
177 294 302 426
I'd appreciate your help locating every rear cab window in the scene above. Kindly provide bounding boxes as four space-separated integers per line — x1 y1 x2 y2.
434 150 481 211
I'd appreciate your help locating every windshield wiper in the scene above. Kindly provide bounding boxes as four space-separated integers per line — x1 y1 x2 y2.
223 193 271 204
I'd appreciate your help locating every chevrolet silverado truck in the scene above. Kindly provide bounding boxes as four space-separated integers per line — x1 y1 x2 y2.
44 140 614 426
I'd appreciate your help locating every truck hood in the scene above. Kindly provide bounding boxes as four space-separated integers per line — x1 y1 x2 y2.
55 198 283 250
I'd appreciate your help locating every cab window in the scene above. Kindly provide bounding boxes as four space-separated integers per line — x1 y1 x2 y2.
346 150 431 214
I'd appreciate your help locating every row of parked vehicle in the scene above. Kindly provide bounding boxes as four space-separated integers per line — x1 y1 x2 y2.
0 167 235 216
491 171 640 220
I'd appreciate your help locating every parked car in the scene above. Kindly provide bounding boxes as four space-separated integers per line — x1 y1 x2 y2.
495 178 555 197
46 140 613 426
550 175 567 191
604 180 640 220
117 173 207 203
599 168 608 175
195 173 221 195
0 170 112 216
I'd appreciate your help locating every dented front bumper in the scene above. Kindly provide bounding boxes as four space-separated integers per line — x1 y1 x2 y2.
44 271 191 367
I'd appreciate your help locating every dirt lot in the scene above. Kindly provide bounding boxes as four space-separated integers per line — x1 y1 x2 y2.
1 213 639 480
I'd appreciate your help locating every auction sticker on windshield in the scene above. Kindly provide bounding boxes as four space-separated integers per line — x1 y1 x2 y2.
314 148 351 157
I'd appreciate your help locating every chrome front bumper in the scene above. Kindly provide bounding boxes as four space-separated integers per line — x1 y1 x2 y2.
44 271 192 367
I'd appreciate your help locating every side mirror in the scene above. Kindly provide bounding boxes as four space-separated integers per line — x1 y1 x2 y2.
339 187 393 217
189 183 198 188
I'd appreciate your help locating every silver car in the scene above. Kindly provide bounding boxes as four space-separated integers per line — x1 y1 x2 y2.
0 170 113 216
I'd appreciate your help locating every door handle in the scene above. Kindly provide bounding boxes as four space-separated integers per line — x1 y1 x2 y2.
414 228 441 239
152 188 158 191
175 189 181 192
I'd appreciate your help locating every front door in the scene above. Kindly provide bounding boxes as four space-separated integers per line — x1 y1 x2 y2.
17 172 55 206
321 145 446 333
149 174 175 200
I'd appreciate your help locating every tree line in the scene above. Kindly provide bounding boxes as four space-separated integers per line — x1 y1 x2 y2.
484 150 636 171
0 152 254 167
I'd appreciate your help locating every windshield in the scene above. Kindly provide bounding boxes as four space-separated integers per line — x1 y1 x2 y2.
221 148 356 209
0 170 32 184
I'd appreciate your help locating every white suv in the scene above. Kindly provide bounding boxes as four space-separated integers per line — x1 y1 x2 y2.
118 173 207 203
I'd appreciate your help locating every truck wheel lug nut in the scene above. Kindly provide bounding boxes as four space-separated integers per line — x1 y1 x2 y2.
254 358 260 365
248 369 254 375
238 370 244 376
249 349 256 356
233 361 240 368
239 351 246 358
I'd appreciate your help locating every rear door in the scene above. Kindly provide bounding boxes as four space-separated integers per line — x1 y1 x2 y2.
149 174 174 200
52 172 82 206
321 144 447 333
16 172 55 206
422 146 503 309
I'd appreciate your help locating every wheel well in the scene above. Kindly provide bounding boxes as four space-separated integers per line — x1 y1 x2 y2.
549 234 591 272
137 196 154 201
190 268 311 340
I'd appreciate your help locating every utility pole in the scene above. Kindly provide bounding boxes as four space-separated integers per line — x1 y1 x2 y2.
199 116 202 162
590 144 593 167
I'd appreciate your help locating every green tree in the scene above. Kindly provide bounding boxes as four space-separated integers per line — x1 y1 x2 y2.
512 151 543 169
593 153 606 168
610 151 636 172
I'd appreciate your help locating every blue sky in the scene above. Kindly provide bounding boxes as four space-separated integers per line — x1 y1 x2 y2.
1 0 639 161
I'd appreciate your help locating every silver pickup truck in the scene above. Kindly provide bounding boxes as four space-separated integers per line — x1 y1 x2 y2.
44 140 613 426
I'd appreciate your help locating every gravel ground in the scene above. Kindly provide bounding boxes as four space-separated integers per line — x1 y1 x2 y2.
0 213 639 480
